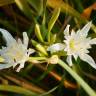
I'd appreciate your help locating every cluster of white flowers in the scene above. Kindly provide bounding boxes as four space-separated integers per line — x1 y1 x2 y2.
0 29 35 72
0 22 96 72
47 22 96 69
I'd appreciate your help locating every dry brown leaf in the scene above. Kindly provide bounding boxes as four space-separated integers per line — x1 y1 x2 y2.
81 2 96 19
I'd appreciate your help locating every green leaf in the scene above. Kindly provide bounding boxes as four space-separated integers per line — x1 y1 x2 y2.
0 85 39 96
15 0 33 19
58 59 96 96
40 24 48 40
50 34 56 44
35 24 44 42
27 0 43 15
42 0 47 25
39 86 58 96
48 8 60 42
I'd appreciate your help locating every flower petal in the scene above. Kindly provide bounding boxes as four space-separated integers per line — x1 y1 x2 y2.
0 63 13 69
23 32 29 47
17 38 22 44
64 25 70 36
73 54 78 60
89 38 96 44
16 62 24 72
0 28 16 46
66 55 73 66
71 30 75 36
79 21 92 37
47 43 65 53
27 48 35 56
79 53 96 69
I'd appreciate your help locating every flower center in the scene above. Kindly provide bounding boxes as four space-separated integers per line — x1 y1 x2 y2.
69 39 82 52
69 39 75 50
6 45 25 62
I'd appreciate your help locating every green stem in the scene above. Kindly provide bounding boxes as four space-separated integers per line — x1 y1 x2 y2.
0 85 38 96
58 59 96 96
28 57 47 61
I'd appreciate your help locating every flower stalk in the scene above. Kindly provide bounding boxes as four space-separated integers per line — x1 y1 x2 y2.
28 57 47 61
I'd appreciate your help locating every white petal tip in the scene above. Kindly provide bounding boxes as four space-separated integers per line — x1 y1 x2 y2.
47 43 65 53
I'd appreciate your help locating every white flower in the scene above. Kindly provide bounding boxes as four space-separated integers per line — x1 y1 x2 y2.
0 29 35 72
47 22 96 69
47 43 65 53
